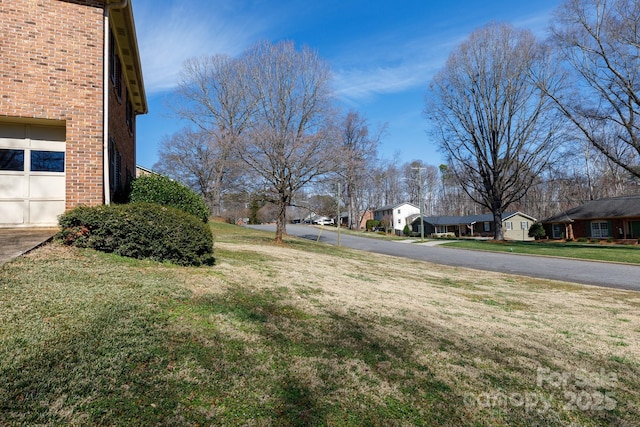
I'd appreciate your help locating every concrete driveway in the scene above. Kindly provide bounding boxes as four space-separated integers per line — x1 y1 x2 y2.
0 228 58 266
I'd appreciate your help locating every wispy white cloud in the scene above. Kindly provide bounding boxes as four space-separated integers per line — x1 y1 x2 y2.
133 1 268 94
331 3 558 105
331 33 461 105
333 62 431 104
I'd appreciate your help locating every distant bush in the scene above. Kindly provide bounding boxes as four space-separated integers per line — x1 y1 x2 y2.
366 219 380 231
57 203 214 266
577 237 589 243
528 222 546 240
403 224 410 236
129 174 209 223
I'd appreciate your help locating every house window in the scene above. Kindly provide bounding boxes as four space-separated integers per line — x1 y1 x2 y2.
484 222 491 232
109 138 122 192
397 208 401 214
0 149 24 171
114 54 122 101
505 221 513 231
591 221 609 239
397 219 401 224
521 221 529 230
110 30 122 102
109 30 116 83
30 151 65 172
552 224 563 239
125 88 133 133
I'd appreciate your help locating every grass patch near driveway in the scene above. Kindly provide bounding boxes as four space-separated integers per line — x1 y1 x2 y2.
0 223 638 425
443 239 640 264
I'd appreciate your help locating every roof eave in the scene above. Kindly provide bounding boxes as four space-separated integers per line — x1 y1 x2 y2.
110 3 148 115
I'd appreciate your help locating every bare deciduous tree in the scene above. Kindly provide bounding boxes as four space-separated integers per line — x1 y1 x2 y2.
337 111 382 229
401 160 440 215
427 23 563 240
165 54 255 215
241 41 337 243
153 128 242 214
548 0 640 178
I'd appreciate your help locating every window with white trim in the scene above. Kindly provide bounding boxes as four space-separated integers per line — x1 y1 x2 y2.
521 221 529 230
484 222 490 232
505 221 513 230
591 221 609 239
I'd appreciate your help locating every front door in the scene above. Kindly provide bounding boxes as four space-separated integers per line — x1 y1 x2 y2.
631 221 640 238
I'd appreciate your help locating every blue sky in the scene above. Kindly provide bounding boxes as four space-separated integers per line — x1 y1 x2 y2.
132 0 562 170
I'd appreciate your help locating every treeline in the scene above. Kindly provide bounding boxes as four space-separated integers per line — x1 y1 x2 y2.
152 0 640 240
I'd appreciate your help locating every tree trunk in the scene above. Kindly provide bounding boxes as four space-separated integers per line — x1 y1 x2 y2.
275 197 287 244
348 188 357 230
493 209 504 241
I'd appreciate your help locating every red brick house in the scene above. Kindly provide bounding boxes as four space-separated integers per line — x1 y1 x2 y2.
0 0 147 227
542 196 640 241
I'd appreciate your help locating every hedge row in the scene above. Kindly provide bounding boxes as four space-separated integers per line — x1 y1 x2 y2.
57 203 214 266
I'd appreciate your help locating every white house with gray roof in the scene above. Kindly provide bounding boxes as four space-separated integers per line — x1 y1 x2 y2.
373 202 421 235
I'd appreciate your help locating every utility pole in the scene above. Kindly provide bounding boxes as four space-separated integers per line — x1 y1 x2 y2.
412 167 426 242
337 182 341 247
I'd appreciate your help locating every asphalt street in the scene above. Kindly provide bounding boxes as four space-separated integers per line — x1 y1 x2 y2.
248 224 640 291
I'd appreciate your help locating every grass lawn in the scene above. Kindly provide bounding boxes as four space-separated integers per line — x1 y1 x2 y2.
442 239 640 264
0 222 638 425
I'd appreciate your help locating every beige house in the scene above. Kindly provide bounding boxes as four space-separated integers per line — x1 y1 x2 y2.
410 211 537 241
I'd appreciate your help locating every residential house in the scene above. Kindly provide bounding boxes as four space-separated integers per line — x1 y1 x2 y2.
542 195 640 240
410 212 537 241
374 202 421 235
135 165 159 178
338 209 374 229
0 0 147 227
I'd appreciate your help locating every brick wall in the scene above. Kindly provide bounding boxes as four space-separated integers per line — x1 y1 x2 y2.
0 0 107 209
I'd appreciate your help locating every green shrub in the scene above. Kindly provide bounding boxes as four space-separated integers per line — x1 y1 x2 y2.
129 174 209 223
528 222 546 240
577 237 589 243
403 224 410 236
57 203 214 266
365 219 380 231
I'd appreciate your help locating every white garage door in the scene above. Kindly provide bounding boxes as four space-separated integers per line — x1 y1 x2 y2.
0 123 66 227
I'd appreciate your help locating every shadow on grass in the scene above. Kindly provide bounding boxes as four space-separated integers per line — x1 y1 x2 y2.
2 281 638 426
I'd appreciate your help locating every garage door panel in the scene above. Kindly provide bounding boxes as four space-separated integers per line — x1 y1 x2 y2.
29 175 65 199
0 122 66 227
0 201 25 225
29 200 65 224
0 175 25 198
29 140 65 151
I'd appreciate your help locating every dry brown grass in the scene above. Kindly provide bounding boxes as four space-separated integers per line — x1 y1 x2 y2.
2 224 638 425
211 240 640 424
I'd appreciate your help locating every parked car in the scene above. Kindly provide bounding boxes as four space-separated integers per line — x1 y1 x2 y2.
313 217 334 225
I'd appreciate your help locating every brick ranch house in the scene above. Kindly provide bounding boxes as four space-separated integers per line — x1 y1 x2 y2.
1 0 147 227
542 195 640 241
